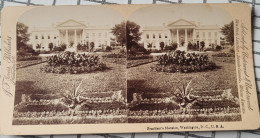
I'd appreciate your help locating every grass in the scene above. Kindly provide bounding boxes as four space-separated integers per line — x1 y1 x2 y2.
127 58 156 68
127 60 239 103
15 62 127 105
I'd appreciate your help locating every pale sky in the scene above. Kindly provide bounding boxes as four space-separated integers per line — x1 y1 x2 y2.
128 5 232 27
18 6 124 29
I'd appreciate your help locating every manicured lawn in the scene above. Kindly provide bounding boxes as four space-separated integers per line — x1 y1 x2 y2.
127 60 238 102
15 61 127 105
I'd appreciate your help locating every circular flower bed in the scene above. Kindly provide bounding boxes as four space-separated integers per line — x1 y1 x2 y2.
151 50 217 73
42 51 107 74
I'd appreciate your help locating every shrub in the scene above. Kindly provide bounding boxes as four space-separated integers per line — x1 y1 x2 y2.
53 44 66 52
106 46 112 52
42 52 107 74
215 45 222 51
151 50 217 73
164 42 178 51
187 42 199 51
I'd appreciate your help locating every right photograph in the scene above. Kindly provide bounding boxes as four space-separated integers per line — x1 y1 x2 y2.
126 5 241 123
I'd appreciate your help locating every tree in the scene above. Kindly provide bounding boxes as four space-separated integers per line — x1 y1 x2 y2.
221 21 234 46
126 21 142 51
90 42 95 52
111 21 126 46
200 41 205 51
111 21 142 51
48 43 54 51
160 42 165 50
17 22 30 50
147 42 153 51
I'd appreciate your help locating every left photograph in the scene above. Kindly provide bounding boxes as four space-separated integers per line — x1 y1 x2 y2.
13 6 127 125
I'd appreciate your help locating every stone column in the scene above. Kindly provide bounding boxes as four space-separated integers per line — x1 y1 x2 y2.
167 29 171 45
66 30 68 47
74 29 77 46
176 29 179 45
185 29 188 46
193 29 195 43
217 32 220 45
206 31 209 48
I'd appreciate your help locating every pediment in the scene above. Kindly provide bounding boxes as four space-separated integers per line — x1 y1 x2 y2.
57 19 86 27
168 19 196 27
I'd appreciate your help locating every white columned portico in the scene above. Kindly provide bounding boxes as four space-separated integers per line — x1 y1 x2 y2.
167 29 171 45
176 29 179 45
185 29 187 46
74 29 77 45
66 30 68 47
206 31 209 48
217 32 220 45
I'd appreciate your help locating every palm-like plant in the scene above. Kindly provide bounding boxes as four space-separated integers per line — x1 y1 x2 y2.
61 79 90 116
172 80 199 109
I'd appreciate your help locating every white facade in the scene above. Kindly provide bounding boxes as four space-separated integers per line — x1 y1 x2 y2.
143 19 221 50
30 19 113 51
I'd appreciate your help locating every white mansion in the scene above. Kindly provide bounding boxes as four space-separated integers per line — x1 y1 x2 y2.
143 19 221 50
30 19 113 51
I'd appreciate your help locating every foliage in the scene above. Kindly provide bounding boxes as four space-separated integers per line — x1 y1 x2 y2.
165 42 178 51
77 44 88 51
151 50 217 73
187 42 198 51
17 22 30 50
221 21 234 46
126 21 142 50
53 44 67 52
106 46 112 51
48 43 54 51
159 42 165 50
215 45 222 51
111 21 126 46
42 52 107 74
200 41 205 48
90 42 95 52
17 45 36 55
147 42 153 50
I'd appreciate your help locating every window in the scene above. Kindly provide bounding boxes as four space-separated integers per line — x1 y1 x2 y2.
104 32 107 38
215 32 217 37
105 41 107 45
203 32 205 38
92 33 95 38
196 32 199 38
146 34 149 39
153 34 155 39
98 33 101 38
159 33 161 38
35 35 38 39
165 33 167 38
48 35 50 39
208 32 211 38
